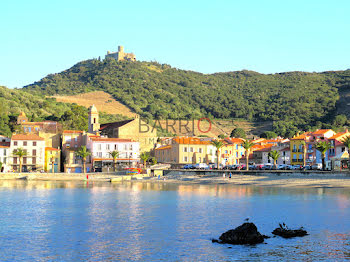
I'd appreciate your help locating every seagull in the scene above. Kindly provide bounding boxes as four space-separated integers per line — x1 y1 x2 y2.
244 217 250 222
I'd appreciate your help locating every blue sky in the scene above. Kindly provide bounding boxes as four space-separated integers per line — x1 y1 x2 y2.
1 0 349 88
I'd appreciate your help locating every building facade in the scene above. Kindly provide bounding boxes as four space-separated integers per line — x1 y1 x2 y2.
86 137 140 172
155 137 217 167
9 134 45 172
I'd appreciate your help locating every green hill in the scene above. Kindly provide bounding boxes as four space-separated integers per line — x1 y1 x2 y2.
0 86 126 136
22 59 350 137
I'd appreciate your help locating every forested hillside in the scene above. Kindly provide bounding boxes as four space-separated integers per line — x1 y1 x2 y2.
23 59 350 137
0 86 126 136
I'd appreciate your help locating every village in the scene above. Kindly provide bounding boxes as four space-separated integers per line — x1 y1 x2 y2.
0 105 349 173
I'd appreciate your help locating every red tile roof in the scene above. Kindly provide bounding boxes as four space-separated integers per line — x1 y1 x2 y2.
329 132 350 140
155 145 172 150
312 129 334 135
11 134 45 141
45 147 60 151
225 138 244 144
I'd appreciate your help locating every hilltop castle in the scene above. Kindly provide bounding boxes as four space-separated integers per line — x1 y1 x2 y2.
105 46 136 61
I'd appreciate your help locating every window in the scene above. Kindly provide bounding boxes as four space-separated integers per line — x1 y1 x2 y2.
23 141 27 146
184 147 188 153
199 148 202 153
184 156 188 162
236 144 238 150
65 136 71 142
32 149 36 156
33 142 36 146
293 145 296 152
114 144 118 150
14 141 18 146
74 137 77 142
97 144 102 150
14 157 17 164
190 147 193 152
32 157 36 164
236 152 238 157
23 157 27 164
129 144 133 150
199 157 201 162
342 147 346 152
106 144 110 150
225 150 228 154
124 145 127 150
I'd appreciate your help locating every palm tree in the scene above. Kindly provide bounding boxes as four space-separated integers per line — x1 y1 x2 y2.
76 146 91 174
211 139 224 169
268 150 281 169
242 140 255 170
13 148 27 173
140 152 150 168
109 150 119 172
314 141 331 171
340 135 350 170
151 157 157 166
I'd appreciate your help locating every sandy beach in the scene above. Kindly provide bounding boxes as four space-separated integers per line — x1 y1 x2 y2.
148 171 350 188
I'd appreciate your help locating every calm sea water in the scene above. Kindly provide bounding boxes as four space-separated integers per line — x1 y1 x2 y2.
0 180 349 261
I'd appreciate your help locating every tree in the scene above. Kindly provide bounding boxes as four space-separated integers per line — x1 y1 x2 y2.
0 161 3 172
333 115 347 127
242 140 255 170
109 150 119 172
13 148 27 173
151 157 157 165
211 139 224 169
76 146 91 174
140 152 150 168
230 128 246 138
314 141 331 171
218 134 226 139
260 131 278 139
268 150 280 169
340 135 350 170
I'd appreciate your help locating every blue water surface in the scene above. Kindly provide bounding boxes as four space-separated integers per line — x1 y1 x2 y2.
0 180 349 261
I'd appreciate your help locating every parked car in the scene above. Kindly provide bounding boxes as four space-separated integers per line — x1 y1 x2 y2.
194 163 210 170
183 164 194 169
262 164 274 170
311 163 322 170
277 164 287 170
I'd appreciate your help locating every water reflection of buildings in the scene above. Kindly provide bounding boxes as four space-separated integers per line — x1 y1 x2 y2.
177 184 254 198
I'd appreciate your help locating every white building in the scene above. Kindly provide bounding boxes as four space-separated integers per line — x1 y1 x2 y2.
0 135 11 172
86 137 140 171
9 134 45 172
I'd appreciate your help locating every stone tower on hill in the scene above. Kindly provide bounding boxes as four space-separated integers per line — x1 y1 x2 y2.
88 105 100 134
105 46 136 61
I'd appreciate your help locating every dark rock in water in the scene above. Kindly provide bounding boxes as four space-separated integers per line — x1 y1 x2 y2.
211 238 219 243
218 223 265 245
272 223 308 238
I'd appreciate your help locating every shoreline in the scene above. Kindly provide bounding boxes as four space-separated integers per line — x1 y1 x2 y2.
1 170 350 188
